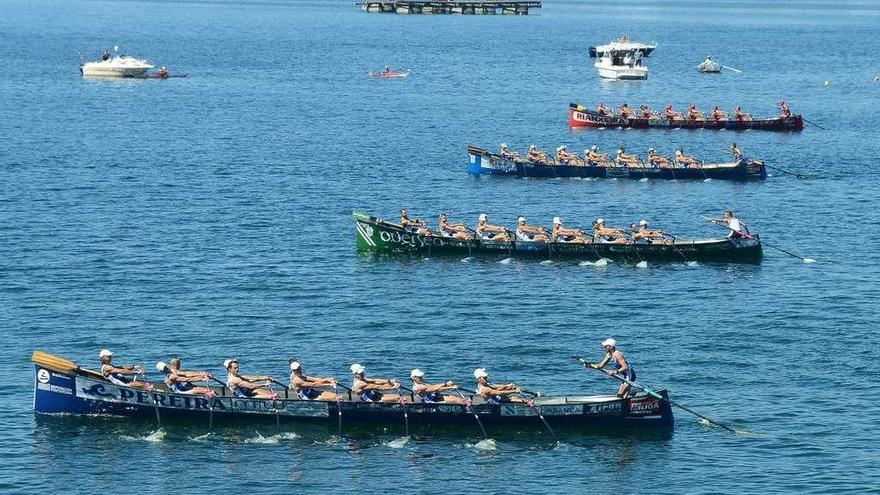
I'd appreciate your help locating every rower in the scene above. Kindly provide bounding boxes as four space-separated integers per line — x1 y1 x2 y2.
597 102 610 116
516 216 549 242
711 105 728 121
619 103 635 118
400 208 426 234
687 104 705 121
646 148 672 168
709 210 749 240
224 359 276 399
526 145 549 164
586 145 610 166
438 213 473 239
593 218 627 244
473 368 524 404
734 106 752 121
637 219 666 243
350 364 406 403
779 99 791 118
499 143 520 160
628 223 643 242
595 338 636 398
674 149 701 168
289 359 339 401
476 213 512 241
664 104 681 121
383 65 390 74
99 349 153 390
640 104 653 119
552 217 589 243
615 148 641 167
731 142 743 162
157 66 169 79
555 145 578 164
410 369 465 404
156 356 214 395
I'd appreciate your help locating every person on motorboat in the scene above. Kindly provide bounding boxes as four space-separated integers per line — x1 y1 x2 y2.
400 208 427 234
664 104 682 121
646 148 672 168
410 369 465 404
618 103 635 118
593 218 627 244
734 106 752 121
674 149 701 168
101 48 111 61
709 210 749 240
555 145 579 164
289 359 340 401
476 213 512 241
779 99 791 118
157 357 214 395
586 145 611 166
516 216 549 242
474 368 524 404
596 102 611 116
225 359 277 399
687 104 705 121
499 143 520 160
526 145 550 165
552 217 589 243
99 349 153 390
731 142 743 162
438 213 473 239
595 338 636 398
351 364 406 403
615 148 642 167
711 105 729 121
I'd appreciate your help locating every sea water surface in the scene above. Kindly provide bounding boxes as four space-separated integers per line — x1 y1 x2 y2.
1 0 879 493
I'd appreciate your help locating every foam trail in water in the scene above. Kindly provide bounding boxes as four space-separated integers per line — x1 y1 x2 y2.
473 439 498 450
460 257 474 263
383 436 410 449
498 257 513 264
190 432 212 442
639 177 648 182
244 431 299 444
123 429 166 442
687 261 700 267
703 178 712 183
539 260 553 265
636 261 648 268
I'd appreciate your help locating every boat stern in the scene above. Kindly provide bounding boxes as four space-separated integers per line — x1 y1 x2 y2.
33 364 84 414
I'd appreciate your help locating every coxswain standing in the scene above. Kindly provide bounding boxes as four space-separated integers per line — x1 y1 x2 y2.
595 338 636 398
350 364 406 403
779 99 792 118
709 210 749 240
288 359 339 401
473 368 524 404
516 216 549 242
731 142 743 162
99 349 153 390
157 356 214 395
410 369 465 404
476 213 512 241
438 213 473 239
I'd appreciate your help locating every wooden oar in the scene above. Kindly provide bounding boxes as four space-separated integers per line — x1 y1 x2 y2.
763 163 809 179
518 392 557 441
396 385 410 437
455 389 488 439
573 356 738 433
702 216 816 263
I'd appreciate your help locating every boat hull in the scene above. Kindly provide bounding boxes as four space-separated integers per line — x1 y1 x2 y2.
467 146 767 181
354 212 763 264
570 104 804 131
33 364 673 431
595 62 648 80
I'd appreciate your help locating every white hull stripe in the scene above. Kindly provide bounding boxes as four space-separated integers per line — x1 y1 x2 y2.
355 222 376 247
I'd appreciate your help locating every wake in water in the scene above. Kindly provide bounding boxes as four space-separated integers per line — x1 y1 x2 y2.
579 258 609 267
498 257 513 264
122 428 166 442
636 261 648 268
381 436 410 449
539 259 553 265
460 256 474 263
244 431 300 444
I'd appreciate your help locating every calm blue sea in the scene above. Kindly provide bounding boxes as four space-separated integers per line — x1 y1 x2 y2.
1 0 879 493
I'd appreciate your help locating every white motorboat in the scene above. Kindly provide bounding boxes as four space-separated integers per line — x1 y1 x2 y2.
589 35 656 58
697 56 722 73
594 50 648 80
80 46 154 78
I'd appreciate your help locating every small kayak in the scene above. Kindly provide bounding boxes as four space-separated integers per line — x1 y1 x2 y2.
369 69 410 79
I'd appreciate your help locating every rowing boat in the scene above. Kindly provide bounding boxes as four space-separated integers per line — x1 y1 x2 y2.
569 103 804 131
468 145 767 181
354 212 763 263
369 69 410 79
32 351 673 431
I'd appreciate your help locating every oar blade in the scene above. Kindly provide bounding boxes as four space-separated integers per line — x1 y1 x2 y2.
804 258 817 264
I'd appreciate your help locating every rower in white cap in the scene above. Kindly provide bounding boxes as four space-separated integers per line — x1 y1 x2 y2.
224 359 276 399
476 213 512 241
586 145 610 166
595 339 636 398
473 368 524 404
409 369 465 404
615 147 642 168
350 364 406 403
551 217 589 243
157 356 214 395
635 219 666 243
99 349 152 390
555 145 578 165
499 143 520 160
516 216 549 242
593 218 627 244
646 148 672 168
288 358 340 401
526 144 550 165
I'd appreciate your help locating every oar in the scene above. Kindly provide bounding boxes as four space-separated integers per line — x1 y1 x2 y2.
572 356 738 433
333 382 343 436
702 216 816 263
455 389 488 439
719 147 808 179
656 231 691 263
774 103 824 129
518 392 557 441
396 385 409 437
207 395 215 435
721 64 742 73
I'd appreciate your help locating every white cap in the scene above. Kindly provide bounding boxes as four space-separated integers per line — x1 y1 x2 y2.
596 218 605 224
617 148 624 154
553 217 561 224
556 145 566 151
675 149 683 155
602 338 616 348
639 220 648 226
99 349 112 358
223 358 238 369
529 144 536 150
410 369 424 378
156 362 167 372
351 364 365 375
289 361 301 371
479 213 487 222
473 368 489 379
517 216 526 223
500 143 507 148
591 145 598 151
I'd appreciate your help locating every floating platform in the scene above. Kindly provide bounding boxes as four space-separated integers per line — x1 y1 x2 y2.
356 1 541 15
